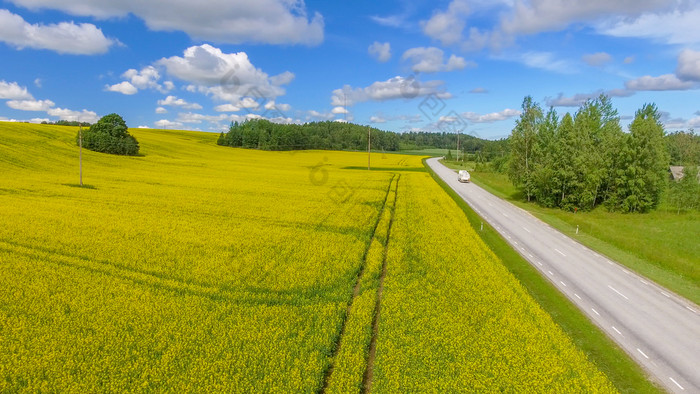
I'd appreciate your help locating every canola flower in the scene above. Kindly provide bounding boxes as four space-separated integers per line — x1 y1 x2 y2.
0 123 616 392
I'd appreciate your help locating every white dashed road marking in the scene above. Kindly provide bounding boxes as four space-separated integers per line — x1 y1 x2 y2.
608 285 629 300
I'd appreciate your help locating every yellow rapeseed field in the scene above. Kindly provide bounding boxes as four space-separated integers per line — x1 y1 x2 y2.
0 123 615 392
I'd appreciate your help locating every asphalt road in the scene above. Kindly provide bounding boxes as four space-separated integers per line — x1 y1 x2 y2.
427 158 700 393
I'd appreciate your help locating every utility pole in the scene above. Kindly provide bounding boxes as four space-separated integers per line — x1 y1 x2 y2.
79 123 83 187
457 129 461 162
367 126 371 171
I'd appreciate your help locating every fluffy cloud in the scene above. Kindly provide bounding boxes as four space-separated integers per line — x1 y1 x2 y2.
462 109 521 123
47 107 99 123
368 41 391 63
154 119 183 129
676 49 700 82
582 52 612 67
331 76 450 107
421 0 470 46
307 110 336 121
158 44 293 103
369 115 386 123
597 7 700 45
0 9 115 55
515 51 577 73
8 0 324 45
0 80 33 99
625 74 695 91
105 81 138 95
157 95 202 110
6 99 55 111
402 47 474 73
214 104 241 112
155 107 168 114
421 0 684 52
546 89 635 107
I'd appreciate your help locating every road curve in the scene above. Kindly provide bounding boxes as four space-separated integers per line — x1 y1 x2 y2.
427 158 700 393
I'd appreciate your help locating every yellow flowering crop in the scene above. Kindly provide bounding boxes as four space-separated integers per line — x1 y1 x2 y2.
0 123 615 392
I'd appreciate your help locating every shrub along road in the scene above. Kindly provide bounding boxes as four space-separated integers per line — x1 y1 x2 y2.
427 157 700 393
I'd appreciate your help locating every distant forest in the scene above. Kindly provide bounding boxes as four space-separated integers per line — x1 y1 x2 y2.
217 118 508 154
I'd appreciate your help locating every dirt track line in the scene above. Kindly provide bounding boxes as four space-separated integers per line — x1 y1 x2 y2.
319 174 397 393
362 174 400 393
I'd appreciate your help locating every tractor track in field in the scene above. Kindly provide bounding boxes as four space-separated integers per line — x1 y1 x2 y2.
362 174 399 393
319 174 397 393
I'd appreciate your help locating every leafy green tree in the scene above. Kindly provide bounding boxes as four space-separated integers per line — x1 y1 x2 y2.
666 130 700 166
607 104 669 212
79 113 139 155
552 113 577 209
508 96 543 201
668 166 699 213
532 107 559 207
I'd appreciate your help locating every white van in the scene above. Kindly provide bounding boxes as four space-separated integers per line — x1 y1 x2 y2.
458 170 471 183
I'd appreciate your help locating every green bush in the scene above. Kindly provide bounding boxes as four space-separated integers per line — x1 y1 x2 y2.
78 113 139 156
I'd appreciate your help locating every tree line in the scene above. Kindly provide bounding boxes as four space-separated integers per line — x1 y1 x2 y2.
217 118 510 154
508 95 673 213
217 119 401 151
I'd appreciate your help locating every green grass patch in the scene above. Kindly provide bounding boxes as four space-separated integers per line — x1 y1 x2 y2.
423 158 662 394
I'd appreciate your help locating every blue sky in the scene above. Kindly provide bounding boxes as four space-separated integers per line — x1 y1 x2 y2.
1 0 699 140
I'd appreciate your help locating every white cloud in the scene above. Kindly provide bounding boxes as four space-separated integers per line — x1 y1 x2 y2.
462 108 521 123
546 89 635 107
625 74 695 91
158 44 293 103
501 0 674 36
47 107 99 123
368 41 391 63
421 0 470 46
155 107 168 114
0 80 33 99
331 106 348 114
137 125 149 129
33 78 42 88
582 52 612 67
421 0 684 52
8 0 324 45
157 95 202 110
6 99 55 111
214 104 241 112
105 81 138 95
0 9 115 55
177 112 231 124
469 87 488 93
370 115 386 123
676 49 700 82
29 117 49 123
515 51 577 74
331 76 450 107
154 119 183 129
624 56 635 64
307 110 335 121
597 8 700 45
112 66 174 94
264 100 291 112
402 47 474 73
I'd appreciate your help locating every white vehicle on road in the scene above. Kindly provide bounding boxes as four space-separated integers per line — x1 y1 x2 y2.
458 170 471 183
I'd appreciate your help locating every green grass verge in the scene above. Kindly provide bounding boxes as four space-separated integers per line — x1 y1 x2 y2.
423 158 661 394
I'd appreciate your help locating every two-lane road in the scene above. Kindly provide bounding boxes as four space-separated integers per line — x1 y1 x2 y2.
427 158 700 393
